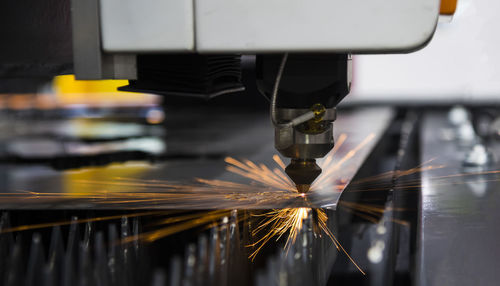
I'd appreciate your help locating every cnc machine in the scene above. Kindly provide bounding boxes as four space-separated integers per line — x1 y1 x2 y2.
3 1 500 286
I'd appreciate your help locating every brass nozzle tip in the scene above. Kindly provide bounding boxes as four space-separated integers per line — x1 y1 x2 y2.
285 159 322 193
296 184 311 193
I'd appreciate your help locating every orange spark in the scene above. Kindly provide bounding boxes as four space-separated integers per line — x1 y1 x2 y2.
248 208 366 275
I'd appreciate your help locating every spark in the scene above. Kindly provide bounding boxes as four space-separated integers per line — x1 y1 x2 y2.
248 208 366 275
248 208 310 259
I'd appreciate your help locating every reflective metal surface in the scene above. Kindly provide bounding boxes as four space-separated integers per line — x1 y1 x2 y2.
0 107 393 210
417 112 500 286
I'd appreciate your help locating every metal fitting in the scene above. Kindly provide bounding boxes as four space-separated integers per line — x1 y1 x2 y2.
274 107 336 159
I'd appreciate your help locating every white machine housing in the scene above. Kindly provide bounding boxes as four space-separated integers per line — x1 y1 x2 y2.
99 0 440 53
72 0 441 79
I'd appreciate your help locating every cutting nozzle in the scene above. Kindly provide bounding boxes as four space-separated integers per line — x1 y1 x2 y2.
285 159 322 193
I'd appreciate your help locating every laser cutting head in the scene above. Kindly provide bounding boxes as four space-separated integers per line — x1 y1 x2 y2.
275 107 336 193
257 54 351 193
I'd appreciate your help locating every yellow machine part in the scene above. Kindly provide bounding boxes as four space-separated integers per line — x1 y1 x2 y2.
440 0 458 15
54 75 130 94
53 75 157 106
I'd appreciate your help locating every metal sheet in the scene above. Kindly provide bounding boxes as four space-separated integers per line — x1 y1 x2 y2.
417 112 500 285
0 107 393 210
